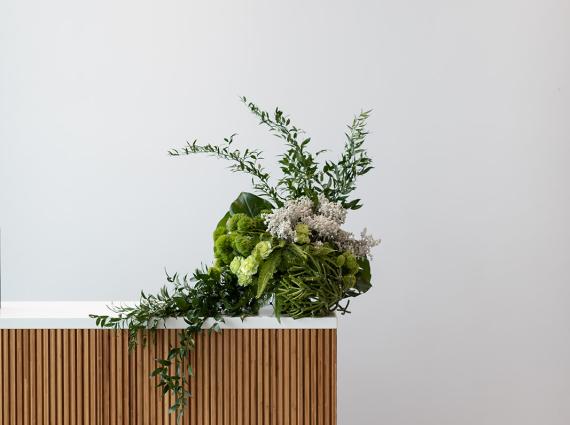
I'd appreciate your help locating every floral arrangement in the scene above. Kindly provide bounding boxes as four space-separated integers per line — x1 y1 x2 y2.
91 97 379 419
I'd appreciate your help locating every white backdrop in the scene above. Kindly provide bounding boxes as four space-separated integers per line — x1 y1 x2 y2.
1 1 569 424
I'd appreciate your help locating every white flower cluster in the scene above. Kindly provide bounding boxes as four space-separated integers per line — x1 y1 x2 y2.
336 228 379 258
263 196 313 241
263 195 380 257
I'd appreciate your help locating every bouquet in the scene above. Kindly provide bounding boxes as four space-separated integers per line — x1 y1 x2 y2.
92 97 379 419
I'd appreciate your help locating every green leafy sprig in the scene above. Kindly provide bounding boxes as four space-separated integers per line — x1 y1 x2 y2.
168 134 283 206
91 267 263 421
320 110 374 209
241 96 324 202
169 97 374 210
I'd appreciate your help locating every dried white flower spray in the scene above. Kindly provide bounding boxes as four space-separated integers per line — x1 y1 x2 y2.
263 195 380 257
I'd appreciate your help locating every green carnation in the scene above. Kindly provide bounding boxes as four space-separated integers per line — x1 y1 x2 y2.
213 224 226 242
226 213 246 232
230 256 243 274
251 217 266 231
237 216 255 232
343 253 359 274
342 274 356 288
236 255 259 286
252 240 272 260
233 235 256 256
214 234 234 265
294 223 311 244
240 255 259 275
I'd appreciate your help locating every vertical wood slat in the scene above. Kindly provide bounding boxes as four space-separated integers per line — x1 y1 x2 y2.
75 329 82 425
195 331 203 425
304 329 310 425
23 329 30 425
230 330 237 425
263 329 270 425
243 330 250 425
283 330 290 425
2 330 7 424
0 328 336 424
250 328 257 425
210 331 217 425
215 330 222 425
272 330 278 425
290 330 298 425
190 331 197 425
162 330 170 425
237 330 243 425
296 329 303 425
17 329 23 425
324 330 331 425
9 330 16 425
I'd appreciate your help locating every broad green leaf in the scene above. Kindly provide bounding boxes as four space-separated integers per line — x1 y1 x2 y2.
355 258 372 293
215 211 230 230
229 192 274 217
173 296 190 311
256 250 282 298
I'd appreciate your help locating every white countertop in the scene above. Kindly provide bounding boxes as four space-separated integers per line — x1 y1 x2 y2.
0 302 337 329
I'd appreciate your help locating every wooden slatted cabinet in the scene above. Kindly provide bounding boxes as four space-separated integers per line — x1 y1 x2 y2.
0 328 337 425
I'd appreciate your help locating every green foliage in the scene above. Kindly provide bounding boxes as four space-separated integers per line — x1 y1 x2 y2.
256 250 282 298
91 267 263 421
241 97 323 202
212 196 269 268
355 257 372 293
273 244 366 318
320 111 374 210
229 191 275 216
241 96 374 209
169 136 282 206
169 97 374 210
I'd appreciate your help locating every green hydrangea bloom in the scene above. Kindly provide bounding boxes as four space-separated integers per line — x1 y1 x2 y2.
294 223 311 244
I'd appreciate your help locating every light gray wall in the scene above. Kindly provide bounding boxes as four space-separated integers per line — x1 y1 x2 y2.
1 1 569 424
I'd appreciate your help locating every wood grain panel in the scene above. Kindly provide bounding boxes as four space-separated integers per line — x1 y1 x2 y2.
0 328 336 424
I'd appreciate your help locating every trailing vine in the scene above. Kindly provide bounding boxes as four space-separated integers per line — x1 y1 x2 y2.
91 268 264 421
